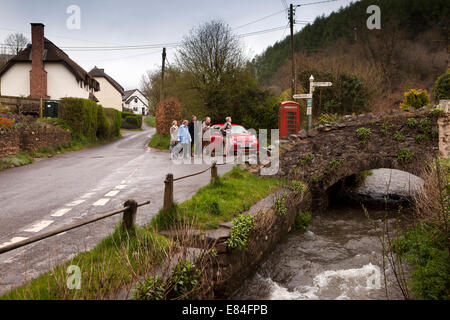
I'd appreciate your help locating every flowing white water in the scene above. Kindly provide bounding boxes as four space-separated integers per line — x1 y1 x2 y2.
233 206 408 300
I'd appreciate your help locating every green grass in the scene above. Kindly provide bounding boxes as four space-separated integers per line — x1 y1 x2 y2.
149 133 170 150
0 152 34 171
145 115 156 127
152 166 284 230
2 225 171 300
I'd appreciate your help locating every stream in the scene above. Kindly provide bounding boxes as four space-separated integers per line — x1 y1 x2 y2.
233 169 418 300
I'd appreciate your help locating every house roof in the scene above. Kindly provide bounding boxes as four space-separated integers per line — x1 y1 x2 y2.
122 88 147 101
88 66 124 95
124 94 148 107
0 38 100 91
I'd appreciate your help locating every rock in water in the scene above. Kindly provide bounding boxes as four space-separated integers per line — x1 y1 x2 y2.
347 168 423 205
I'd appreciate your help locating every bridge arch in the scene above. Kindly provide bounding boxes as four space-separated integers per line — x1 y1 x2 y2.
279 108 447 209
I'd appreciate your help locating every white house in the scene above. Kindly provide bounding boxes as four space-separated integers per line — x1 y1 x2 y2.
122 89 149 115
0 23 99 100
89 66 124 111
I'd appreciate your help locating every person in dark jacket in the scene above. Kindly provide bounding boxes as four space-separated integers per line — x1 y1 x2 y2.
188 115 197 156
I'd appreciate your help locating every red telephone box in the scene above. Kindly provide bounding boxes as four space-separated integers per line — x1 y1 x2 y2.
279 101 300 138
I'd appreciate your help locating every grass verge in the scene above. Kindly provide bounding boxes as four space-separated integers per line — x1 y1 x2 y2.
151 166 284 230
1 225 172 300
149 133 170 150
0 152 34 171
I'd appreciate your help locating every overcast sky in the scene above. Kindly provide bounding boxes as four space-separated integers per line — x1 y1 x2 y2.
0 0 354 90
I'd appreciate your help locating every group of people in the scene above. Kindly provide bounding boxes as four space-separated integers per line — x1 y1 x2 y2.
169 115 233 159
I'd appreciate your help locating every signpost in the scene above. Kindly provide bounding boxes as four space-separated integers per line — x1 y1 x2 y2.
293 75 332 131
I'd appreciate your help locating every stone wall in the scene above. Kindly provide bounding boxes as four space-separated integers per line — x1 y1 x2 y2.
0 129 20 158
0 125 72 158
19 126 72 152
160 186 312 299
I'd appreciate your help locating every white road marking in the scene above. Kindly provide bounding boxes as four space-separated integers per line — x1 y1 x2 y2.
93 198 110 206
51 208 71 217
67 199 86 206
0 237 28 249
80 192 95 199
115 185 127 190
23 220 54 233
105 190 119 197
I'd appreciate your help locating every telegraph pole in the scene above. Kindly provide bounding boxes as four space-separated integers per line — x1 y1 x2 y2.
160 47 166 102
289 3 296 98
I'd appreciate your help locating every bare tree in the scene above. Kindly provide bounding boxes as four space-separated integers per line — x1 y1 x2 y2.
176 20 245 93
4 33 29 55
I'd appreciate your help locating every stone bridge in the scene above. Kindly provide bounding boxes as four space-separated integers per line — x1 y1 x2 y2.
278 103 450 209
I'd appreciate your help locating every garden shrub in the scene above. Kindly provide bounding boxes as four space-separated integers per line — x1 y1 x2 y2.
0 117 13 129
400 89 430 110
433 69 450 102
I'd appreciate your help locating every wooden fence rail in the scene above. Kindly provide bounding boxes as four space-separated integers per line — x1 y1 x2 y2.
163 161 224 212
0 199 150 255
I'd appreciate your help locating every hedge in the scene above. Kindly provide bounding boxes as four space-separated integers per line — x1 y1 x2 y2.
121 112 142 129
59 97 121 141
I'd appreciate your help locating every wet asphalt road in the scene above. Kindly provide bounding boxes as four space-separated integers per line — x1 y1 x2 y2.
0 124 232 295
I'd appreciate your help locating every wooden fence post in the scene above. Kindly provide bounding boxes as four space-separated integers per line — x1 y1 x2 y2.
122 199 137 231
163 173 174 212
211 161 217 184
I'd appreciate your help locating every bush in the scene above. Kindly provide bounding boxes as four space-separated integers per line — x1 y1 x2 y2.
315 113 342 126
400 89 430 110
120 112 142 129
226 213 256 250
96 106 111 139
122 116 141 129
133 276 166 300
59 97 99 140
155 98 182 134
433 69 450 102
169 260 202 299
104 108 122 137
293 211 312 232
393 222 450 300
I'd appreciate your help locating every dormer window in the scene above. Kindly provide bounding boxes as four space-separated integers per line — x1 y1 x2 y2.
134 98 137 103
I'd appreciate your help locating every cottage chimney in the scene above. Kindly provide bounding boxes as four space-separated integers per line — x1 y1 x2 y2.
29 23 48 98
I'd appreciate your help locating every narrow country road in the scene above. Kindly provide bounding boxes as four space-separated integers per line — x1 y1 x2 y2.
0 124 232 295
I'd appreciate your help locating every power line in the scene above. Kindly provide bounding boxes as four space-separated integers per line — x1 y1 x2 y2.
296 0 342 7
233 9 285 30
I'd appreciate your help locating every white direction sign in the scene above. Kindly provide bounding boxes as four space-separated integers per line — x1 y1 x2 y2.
312 82 332 87
293 93 312 99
